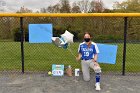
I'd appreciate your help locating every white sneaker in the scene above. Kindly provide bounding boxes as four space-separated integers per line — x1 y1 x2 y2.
95 83 101 91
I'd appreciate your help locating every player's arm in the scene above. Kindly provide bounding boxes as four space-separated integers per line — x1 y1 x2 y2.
93 43 99 63
93 53 98 62
76 53 81 61
76 44 82 61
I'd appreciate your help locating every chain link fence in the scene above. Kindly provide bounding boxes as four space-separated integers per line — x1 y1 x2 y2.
0 17 21 73
0 15 139 75
126 17 140 75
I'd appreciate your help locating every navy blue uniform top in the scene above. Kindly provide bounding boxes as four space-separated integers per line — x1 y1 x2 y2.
78 42 99 60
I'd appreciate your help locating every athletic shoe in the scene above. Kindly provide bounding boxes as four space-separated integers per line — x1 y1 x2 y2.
95 82 101 91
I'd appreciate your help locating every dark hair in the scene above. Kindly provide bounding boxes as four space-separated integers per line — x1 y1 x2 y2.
84 32 92 37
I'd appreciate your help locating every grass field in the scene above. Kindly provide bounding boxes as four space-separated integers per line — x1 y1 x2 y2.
0 42 140 73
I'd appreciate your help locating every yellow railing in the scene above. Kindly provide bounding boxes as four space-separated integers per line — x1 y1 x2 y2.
0 13 140 17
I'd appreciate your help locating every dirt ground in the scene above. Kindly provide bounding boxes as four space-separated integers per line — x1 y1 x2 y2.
0 73 140 93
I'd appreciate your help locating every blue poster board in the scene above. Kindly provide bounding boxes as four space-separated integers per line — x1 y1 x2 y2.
29 24 52 43
52 64 64 76
97 44 118 64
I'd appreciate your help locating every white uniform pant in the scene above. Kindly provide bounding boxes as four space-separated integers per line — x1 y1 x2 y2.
81 59 101 81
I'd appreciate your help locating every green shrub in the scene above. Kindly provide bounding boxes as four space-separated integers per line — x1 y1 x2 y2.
13 27 28 42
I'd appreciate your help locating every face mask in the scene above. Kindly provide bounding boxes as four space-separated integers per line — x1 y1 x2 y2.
84 38 90 42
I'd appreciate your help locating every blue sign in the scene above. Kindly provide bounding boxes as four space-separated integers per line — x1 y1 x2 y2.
29 24 53 43
97 44 118 64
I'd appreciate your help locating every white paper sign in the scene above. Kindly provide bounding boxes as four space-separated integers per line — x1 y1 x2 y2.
52 64 64 76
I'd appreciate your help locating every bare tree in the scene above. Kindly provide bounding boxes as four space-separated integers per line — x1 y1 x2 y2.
40 8 47 13
94 0 104 12
47 5 53 13
77 0 91 13
17 6 32 13
53 4 61 13
46 4 61 13
75 0 104 13
60 0 71 13
72 2 81 13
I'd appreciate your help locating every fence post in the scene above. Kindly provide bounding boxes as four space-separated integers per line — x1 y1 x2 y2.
122 17 128 76
20 17 24 74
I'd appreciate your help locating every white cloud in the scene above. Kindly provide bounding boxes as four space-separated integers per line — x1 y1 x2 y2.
0 0 125 12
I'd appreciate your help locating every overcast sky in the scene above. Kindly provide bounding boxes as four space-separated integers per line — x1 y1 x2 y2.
0 0 125 12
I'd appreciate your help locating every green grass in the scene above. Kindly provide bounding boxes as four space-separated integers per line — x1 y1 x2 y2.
0 42 140 72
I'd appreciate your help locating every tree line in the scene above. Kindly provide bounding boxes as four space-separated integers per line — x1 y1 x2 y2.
0 0 140 42
17 0 140 13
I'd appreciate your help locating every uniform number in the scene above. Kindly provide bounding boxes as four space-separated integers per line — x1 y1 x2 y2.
84 52 89 57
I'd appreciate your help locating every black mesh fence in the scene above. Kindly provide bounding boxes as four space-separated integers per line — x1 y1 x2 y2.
0 16 139 75
126 17 140 75
0 17 21 73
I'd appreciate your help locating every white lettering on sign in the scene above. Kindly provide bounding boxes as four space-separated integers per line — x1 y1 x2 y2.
82 48 93 52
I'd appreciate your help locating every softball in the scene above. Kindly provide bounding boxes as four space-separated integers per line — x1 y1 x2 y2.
48 71 52 75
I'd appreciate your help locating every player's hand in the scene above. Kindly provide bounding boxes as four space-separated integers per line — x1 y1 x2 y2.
92 59 99 66
93 59 97 63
